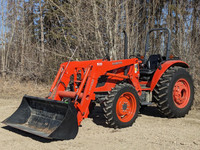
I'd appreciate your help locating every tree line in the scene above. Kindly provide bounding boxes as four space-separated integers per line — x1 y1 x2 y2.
0 0 199 87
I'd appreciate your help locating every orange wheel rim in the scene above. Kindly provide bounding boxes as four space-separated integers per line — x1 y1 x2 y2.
116 92 136 122
173 78 190 108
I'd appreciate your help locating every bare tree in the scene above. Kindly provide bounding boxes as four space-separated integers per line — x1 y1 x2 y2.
0 0 199 92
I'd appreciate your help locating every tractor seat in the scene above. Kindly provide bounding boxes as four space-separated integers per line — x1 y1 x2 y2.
140 54 162 76
140 69 155 75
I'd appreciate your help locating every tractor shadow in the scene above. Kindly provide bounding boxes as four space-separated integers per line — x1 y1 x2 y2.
139 105 164 118
90 105 164 127
89 106 109 127
2 126 58 143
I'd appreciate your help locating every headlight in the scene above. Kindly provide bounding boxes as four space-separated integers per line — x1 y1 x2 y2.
135 63 138 73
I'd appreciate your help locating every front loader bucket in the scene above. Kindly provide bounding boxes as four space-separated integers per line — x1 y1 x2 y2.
2 95 78 140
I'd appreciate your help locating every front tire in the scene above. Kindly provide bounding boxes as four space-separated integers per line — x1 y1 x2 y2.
103 83 140 128
153 67 194 117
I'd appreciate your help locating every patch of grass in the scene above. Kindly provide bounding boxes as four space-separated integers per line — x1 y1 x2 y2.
0 78 50 99
194 91 200 110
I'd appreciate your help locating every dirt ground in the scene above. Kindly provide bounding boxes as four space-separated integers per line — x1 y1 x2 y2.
0 80 200 150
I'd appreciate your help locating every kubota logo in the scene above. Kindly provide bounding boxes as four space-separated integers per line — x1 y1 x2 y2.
112 61 122 65
97 63 103 66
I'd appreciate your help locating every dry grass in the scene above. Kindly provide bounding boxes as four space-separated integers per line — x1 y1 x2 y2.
194 90 200 110
0 78 199 109
0 78 50 99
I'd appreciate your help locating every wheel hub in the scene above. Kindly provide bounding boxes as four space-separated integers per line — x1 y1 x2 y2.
117 98 130 116
122 103 128 110
116 92 136 122
173 78 190 108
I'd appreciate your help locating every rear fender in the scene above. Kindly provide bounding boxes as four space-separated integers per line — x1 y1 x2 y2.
150 60 189 91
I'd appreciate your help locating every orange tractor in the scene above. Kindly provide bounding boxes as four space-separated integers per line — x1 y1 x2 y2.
2 28 194 140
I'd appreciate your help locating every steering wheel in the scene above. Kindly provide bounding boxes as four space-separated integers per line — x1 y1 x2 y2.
129 53 143 61
103 55 110 61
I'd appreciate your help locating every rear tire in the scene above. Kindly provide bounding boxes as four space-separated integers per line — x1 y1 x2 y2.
103 83 140 128
153 67 194 117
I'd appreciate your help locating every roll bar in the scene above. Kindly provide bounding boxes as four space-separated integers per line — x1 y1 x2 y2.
144 28 171 60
